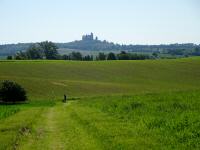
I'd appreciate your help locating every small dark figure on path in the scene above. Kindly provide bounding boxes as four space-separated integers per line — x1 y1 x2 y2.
63 94 67 103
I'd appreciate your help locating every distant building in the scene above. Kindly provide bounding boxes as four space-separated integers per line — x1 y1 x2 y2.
82 33 98 41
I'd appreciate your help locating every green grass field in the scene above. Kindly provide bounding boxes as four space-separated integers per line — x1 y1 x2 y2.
0 57 200 100
0 57 200 149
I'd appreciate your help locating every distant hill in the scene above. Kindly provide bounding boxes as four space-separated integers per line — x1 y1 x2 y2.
0 33 199 56
58 33 200 52
0 43 31 56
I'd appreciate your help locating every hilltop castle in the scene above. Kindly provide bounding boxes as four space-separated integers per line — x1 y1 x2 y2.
82 33 98 41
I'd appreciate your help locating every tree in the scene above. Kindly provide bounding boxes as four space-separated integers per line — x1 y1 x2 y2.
62 54 70 60
193 47 200 56
130 53 149 60
26 44 43 59
15 51 27 60
152 52 159 58
0 80 27 103
83 55 93 61
7 56 13 60
107 52 116 60
70 52 82 60
117 51 130 60
39 41 58 60
97 52 106 60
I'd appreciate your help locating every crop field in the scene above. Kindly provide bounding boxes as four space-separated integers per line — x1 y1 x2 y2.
0 57 200 149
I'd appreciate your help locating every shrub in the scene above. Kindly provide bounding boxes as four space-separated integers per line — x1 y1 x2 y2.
7 56 13 60
0 80 27 103
107 52 117 60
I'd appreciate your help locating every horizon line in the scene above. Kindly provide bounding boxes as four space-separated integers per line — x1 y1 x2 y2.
1 40 200 46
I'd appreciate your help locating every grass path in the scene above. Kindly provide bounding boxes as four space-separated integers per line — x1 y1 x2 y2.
17 102 102 150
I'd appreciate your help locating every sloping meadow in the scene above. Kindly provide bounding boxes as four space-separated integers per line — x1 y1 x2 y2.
0 57 200 100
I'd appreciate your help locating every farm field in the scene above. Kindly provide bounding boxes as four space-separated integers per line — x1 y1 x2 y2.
0 57 200 149
0 57 200 100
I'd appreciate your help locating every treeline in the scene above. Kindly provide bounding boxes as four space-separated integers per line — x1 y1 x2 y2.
1 38 200 57
61 51 150 61
164 48 200 56
7 41 151 61
13 41 58 60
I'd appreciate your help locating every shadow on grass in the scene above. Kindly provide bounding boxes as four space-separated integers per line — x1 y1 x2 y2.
67 97 81 101
0 101 28 105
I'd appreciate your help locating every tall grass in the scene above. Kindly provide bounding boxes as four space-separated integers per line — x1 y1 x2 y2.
0 106 20 120
73 91 200 149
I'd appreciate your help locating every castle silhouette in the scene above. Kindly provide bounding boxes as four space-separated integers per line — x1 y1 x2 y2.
82 33 98 41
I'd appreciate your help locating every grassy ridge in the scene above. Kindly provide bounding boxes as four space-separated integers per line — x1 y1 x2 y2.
0 57 200 100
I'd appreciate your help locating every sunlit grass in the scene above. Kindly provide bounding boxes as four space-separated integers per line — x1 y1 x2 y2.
0 57 200 100
0 57 200 149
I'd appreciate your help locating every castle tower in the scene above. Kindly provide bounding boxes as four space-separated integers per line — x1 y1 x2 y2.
82 33 95 41
90 33 94 40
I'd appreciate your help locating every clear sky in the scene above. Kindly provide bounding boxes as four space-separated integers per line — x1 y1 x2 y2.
0 0 199 44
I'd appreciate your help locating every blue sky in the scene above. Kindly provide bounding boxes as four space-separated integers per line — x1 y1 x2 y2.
0 0 199 44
